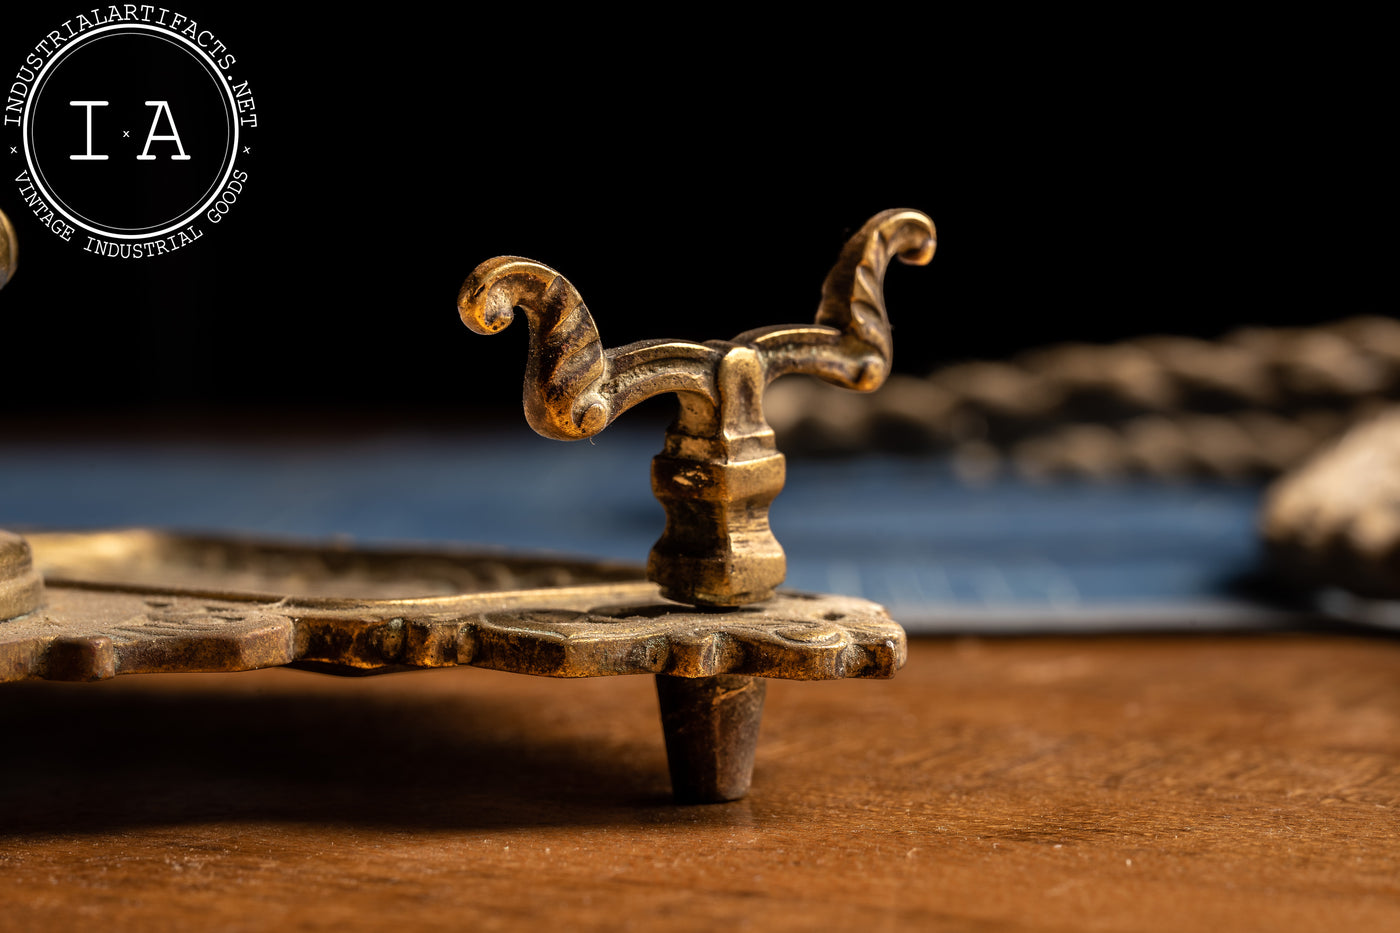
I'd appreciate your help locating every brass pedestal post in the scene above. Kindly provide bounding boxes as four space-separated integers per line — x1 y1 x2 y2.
459 209 935 801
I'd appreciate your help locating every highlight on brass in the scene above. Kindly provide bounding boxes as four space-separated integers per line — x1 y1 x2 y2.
459 209 936 607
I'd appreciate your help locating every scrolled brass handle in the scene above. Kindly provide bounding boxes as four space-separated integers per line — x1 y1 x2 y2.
459 209 936 606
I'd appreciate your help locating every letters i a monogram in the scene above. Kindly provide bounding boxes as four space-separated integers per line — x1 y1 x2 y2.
69 101 190 161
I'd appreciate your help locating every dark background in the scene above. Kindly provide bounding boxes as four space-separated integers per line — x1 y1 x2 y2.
0 8 1387 429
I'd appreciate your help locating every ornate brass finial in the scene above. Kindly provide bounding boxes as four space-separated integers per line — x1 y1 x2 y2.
0 207 16 291
459 209 937 607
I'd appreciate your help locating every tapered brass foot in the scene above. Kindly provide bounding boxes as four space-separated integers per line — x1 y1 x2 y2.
656 674 767 804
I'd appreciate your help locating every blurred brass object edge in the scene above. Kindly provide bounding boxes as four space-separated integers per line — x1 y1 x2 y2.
0 206 16 290
0 531 44 622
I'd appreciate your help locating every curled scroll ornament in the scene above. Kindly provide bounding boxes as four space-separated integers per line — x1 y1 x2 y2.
458 209 936 439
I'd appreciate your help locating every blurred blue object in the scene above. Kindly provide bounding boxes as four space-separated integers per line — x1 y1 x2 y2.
0 424 1308 632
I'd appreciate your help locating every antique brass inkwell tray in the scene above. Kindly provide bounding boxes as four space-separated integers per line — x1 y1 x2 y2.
0 208 935 802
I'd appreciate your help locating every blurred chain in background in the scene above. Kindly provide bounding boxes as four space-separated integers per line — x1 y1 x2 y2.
769 316 1400 608
769 316 1400 481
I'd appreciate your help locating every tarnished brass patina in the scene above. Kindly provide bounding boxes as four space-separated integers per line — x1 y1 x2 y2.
1 208 926 802
459 209 937 607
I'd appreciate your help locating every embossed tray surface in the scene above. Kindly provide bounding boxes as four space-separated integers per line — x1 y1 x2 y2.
2 530 905 684
2 529 905 803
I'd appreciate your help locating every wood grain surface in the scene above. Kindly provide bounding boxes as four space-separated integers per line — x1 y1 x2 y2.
1 633 1397 931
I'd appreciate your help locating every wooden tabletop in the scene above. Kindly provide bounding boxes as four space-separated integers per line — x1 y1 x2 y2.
1 632 1397 931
